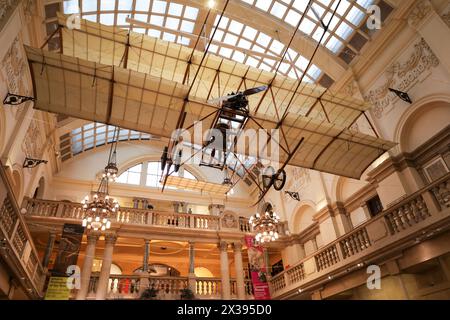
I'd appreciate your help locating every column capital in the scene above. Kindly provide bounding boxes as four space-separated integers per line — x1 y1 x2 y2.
408 0 434 29
104 233 117 245
144 239 151 245
232 242 243 252
188 241 195 248
218 241 228 251
86 233 99 244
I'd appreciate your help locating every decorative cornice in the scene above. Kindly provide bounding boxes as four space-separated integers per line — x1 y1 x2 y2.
313 205 335 223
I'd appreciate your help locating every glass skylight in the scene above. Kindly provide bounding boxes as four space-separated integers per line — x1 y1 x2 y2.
59 122 152 161
66 0 200 46
239 0 376 54
208 15 322 82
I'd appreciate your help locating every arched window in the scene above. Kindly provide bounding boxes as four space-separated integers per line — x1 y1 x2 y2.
116 163 143 185
116 161 197 189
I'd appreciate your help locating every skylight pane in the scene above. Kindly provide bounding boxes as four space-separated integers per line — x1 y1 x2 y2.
152 0 167 14
180 20 195 33
184 6 199 20
100 14 114 25
165 17 180 30
255 0 271 11
168 3 183 16
118 0 133 11
270 2 287 19
64 0 79 14
100 0 115 11
82 0 97 12
135 0 151 11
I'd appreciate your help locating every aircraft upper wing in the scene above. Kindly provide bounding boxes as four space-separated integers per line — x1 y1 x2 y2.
27 46 396 180
57 13 368 128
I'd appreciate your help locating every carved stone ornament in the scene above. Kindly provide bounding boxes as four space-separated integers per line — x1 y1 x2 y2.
285 167 311 201
363 38 439 119
22 119 44 159
221 212 237 228
408 0 433 28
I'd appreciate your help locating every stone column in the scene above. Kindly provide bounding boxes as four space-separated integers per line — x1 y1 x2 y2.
140 239 151 288
188 241 196 292
42 231 56 269
143 240 150 272
76 232 98 300
219 241 231 299
233 242 246 300
95 234 117 300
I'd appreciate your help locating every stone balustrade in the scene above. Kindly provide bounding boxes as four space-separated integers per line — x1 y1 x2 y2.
269 173 450 298
79 274 254 300
22 198 247 234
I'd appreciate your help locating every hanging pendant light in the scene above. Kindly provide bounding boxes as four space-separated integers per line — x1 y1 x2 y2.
81 176 119 231
102 127 120 182
249 205 280 244
81 126 121 231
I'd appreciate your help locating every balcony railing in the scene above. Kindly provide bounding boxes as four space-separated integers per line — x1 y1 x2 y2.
269 173 450 298
0 164 46 299
79 274 254 300
22 198 253 234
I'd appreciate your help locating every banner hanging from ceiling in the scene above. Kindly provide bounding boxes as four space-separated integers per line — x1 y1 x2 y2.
244 235 271 300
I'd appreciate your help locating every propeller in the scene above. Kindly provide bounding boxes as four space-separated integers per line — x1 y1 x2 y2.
207 85 268 105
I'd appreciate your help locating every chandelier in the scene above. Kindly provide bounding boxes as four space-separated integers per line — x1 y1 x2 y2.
81 177 119 231
81 126 120 231
249 206 280 244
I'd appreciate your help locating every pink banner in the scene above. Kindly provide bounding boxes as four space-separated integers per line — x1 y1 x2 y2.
245 235 271 300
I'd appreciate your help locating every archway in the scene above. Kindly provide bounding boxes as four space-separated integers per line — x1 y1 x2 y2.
290 204 316 234
33 177 45 199
396 101 450 153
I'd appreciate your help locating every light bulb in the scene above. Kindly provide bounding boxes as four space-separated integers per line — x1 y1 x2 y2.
101 226 106 231
87 217 92 222
106 221 111 229
82 219 87 227
207 0 215 9
95 216 100 222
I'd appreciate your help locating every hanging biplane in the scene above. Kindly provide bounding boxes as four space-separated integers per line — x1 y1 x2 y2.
24 13 396 205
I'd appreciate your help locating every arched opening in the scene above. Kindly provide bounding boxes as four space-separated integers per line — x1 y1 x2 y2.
399 101 450 153
194 267 214 278
291 205 316 234
33 177 45 199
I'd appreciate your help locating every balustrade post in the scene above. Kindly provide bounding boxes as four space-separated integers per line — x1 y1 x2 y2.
96 234 117 300
422 190 442 214
55 202 64 218
76 232 99 300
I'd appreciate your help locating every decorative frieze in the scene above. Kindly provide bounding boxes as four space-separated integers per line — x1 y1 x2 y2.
22 119 44 159
285 167 311 202
363 38 439 119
